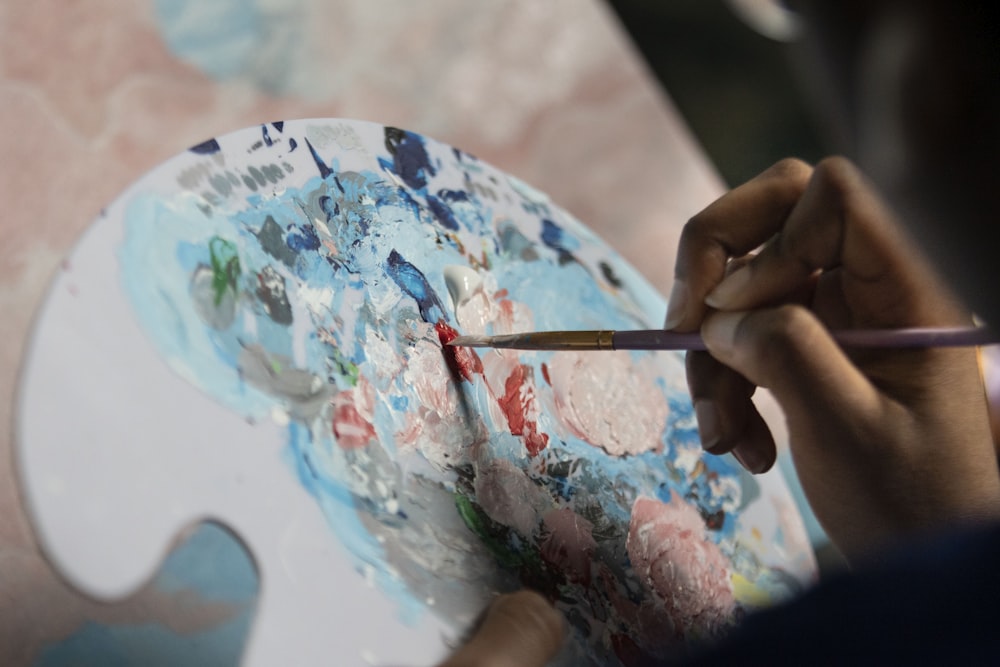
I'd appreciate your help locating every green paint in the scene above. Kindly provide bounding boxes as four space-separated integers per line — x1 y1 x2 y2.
454 494 539 570
330 346 359 386
208 237 241 305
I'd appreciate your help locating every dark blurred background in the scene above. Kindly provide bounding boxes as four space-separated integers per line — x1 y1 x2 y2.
607 0 831 187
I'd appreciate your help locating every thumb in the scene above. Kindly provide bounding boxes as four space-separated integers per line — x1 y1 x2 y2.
438 591 566 667
701 306 884 432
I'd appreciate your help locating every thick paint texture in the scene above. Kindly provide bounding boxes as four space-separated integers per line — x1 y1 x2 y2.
118 120 814 666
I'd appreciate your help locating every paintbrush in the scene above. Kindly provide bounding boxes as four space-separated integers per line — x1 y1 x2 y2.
447 327 998 351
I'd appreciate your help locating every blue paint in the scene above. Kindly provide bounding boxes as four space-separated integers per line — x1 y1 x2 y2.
286 224 320 252
271 121 284 132
261 124 273 147
383 127 435 190
386 250 446 323
318 195 338 221
305 138 333 179
437 189 469 203
33 523 257 667
426 194 459 231
189 138 221 155
540 218 580 253
288 138 298 152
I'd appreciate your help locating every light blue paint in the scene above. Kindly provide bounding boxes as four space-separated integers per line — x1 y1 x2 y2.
33 523 257 667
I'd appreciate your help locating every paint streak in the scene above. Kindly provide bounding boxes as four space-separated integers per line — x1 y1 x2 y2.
387 250 446 323
435 321 482 381
498 364 548 456
208 236 241 305
261 124 274 147
426 194 459 231
305 137 333 179
189 137 221 154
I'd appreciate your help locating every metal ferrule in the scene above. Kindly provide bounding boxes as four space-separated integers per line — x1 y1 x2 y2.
487 330 614 350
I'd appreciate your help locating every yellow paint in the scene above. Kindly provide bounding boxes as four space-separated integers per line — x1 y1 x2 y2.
731 573 773 608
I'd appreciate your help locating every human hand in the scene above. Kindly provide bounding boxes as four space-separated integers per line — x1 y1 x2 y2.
664 157 1000 562
437 591 565 667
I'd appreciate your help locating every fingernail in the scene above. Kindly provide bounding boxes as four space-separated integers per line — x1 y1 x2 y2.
732 444 768 475
705 265 751 308
701 311 745 356
663 279 688 330
694 400 722 451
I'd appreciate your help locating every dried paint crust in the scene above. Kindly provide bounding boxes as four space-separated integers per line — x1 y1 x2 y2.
119 120 815 665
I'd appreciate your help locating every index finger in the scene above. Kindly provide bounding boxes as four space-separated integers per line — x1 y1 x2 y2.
664 159 813 331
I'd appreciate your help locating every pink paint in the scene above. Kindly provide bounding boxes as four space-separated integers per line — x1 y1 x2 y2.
547 351 667 457
474 458 547 536
539 508 597 584
331 378 377 449
626 494 735 637
498 364 549 456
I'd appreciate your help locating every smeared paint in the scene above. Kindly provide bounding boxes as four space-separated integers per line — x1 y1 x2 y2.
434 321 482 382
208 236 241 305
387 250 446 323
442 265 482 309
548 351 667 456
539 508 597 585
497 364 548 457
627 494 736 638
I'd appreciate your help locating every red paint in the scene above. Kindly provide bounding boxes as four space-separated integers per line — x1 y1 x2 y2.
498 364 549 456
435 321 483 381
332 402 376 449
540 362 551 385
494 288 508 298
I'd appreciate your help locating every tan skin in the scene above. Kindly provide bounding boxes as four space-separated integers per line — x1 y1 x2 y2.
443 1 1000 662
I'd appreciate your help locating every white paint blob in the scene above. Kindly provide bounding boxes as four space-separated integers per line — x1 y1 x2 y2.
443 265 483 310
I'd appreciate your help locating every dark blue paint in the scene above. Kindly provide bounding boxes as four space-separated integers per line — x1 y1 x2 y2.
438 189 470 203
319 195 339 220
426 194 459 231
386 250 445 323
261 124 273 147
305 138 333 179
540 218 579 253
272 121 284 132
286 224 321 252
189 138 221 154
384 127 435 190
288 138 298 152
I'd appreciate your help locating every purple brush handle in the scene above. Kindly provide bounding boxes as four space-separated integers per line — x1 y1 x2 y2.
611 327 998 351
